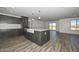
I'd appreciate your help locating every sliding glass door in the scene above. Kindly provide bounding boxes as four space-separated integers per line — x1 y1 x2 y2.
71 19 79 30
49 23 56 30
71 20 76 30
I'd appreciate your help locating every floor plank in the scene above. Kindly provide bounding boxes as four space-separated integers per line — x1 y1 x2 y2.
0 36 55 52
0 35 78 52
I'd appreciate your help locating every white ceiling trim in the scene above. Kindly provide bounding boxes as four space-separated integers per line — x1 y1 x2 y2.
0 12 21 18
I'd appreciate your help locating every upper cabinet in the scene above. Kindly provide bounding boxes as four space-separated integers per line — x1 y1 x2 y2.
21 16 29 28
0 14 21 24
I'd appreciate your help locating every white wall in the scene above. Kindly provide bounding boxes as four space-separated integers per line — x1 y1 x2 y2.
59 18 79 34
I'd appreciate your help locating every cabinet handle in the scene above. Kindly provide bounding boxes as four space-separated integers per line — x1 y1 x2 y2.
44 32 47 35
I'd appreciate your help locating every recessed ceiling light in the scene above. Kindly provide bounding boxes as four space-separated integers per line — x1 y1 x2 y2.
38 17 41 19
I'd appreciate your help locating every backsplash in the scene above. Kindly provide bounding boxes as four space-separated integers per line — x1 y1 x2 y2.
0 23 22 29
28 18 45 29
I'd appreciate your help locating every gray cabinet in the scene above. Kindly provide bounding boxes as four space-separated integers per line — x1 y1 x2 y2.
0 14 21 24
24 30 50 46
34 30 50 46
21 16 29 28
0 14 23 39
24 30 34 41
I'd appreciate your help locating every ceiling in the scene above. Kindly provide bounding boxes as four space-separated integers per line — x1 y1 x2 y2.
0 7 79 21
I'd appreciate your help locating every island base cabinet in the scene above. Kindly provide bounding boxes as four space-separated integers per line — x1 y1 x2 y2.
34 30 50 46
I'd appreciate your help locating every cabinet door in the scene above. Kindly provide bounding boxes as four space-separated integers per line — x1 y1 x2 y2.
34 31 42 45
21 16 28 28
47 30 50 40
41 31 48 44
0 15 21 24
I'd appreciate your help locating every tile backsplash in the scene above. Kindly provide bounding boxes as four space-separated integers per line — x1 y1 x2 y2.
0 23 22 29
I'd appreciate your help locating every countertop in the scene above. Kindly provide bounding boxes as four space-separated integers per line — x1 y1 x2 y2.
24 28 48 33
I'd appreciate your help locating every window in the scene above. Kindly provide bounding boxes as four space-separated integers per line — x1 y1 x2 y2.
71 20 76 30
49 23 56 30
77 20 79 30
71 20 79 30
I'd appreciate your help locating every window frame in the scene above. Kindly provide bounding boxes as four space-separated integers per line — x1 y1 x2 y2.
48 23 56 30
71 19 79 30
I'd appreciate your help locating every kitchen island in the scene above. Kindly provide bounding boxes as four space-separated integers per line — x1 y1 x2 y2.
24 29 50 46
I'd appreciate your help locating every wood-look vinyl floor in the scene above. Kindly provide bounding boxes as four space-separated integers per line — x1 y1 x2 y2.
55 38 73 52
0 36 55 52
0 36 74 52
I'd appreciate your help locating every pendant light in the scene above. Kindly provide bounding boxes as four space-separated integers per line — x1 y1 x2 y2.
38 10 41 20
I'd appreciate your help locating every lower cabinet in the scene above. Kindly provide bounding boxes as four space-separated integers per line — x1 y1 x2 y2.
34 30 50 46
0 29 22 40
24 32 34 41
24 30 50 46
